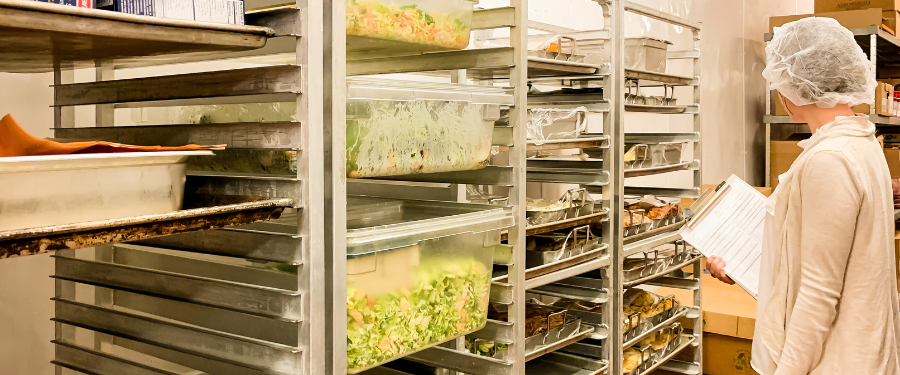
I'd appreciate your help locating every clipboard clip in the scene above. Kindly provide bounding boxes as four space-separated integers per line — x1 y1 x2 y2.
687 181 730 229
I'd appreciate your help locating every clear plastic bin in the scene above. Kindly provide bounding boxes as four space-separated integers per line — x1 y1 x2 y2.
347 78 512 178
346 0 477 50
345 196 515 373
625 37 672 73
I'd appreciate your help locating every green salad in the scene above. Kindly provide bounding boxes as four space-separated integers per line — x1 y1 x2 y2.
346 99 492 178
346 0 472 49
347 259 491 371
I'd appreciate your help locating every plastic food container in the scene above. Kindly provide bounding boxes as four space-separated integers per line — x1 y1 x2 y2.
347 78 512 178
346 0 477 51
625 37 672 73
0 151 212 231
650 142 686 167
345 196 515 373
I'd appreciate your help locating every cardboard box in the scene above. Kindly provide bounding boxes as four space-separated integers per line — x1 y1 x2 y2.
770 8 887 32
773 90 874 116
816 0 900 12
769 140 805 189
886 148 900 177
772 90 883 116
704 334 760 375
773 142 900 188
878 82 895 116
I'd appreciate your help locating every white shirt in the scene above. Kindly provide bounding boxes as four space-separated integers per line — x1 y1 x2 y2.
750 116 900 375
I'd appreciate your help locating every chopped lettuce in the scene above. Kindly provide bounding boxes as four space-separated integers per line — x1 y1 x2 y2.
346 0 471 49
346 99 492 178
347 259 491 371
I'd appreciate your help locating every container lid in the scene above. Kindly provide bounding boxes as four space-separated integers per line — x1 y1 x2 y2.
0 151 213 173
346 196 515 257
347 78 514 105
624 37 674 45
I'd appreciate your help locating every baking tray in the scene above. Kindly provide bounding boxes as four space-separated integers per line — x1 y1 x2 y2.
624 209 653 237
623 345 654 375
526 352 608 375
525 323 596 362
526 188 595 226
623 250 666 284
0 151 213 232
525 313 583 354
523 241 607 281
526 225 596 268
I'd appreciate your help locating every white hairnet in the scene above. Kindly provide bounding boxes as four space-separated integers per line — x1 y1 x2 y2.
762 17 877 108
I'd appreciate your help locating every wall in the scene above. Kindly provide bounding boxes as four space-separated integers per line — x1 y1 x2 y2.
0 1 811 372
0 73 55 374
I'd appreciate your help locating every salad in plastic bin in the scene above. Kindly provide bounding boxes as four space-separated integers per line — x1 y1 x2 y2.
346 0 476 49
346 251 492 373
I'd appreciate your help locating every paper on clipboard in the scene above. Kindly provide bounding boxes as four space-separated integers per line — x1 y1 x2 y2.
679 174 766 299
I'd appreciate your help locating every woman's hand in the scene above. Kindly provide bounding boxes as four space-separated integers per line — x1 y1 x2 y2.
706 256 735 285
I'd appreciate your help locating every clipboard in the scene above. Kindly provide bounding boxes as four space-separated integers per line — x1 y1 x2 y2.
679 175 766 299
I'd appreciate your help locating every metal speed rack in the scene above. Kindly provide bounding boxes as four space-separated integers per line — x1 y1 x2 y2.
0 0 702 374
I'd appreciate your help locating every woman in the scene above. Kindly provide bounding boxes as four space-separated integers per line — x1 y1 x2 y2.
706 18 900 375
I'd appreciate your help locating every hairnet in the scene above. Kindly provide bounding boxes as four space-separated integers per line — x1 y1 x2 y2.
762 17 876 108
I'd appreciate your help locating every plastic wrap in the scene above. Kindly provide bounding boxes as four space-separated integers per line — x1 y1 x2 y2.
527 107 588 145
650 141 686 166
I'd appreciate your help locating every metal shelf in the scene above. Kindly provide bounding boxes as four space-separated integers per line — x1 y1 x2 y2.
624 68 696 86
623 254 703 288
53 65 302 107
522 210 609 238
526 353 608 375
624 161 700 178
765 114 900 126
528 276 609 303
526 136 610 151
524 254 611 290
634 334 698 375
623 1 702 31
0 0 273 74
525 324 596 362
624 133 701 144
625 104 694 114
623 228 684 257
528 94 610 112
0 199 291 259
622 307 700 348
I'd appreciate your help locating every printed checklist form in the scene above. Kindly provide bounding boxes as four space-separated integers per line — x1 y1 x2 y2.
679 174 766 299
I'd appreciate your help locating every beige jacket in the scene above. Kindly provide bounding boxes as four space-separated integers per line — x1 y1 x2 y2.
760 115 900 375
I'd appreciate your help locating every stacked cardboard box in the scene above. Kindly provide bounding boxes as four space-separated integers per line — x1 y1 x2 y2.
32 0 93 8
770 139 900 188
772 82 894 117
771 7 899 35
96 0 244 24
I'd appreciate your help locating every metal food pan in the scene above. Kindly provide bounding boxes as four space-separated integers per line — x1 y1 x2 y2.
525 315 582 354
526 225 596 268
526 207 567 226
624 210 653 237
623 250 666 283
566 188 595 219
0 151 213 232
